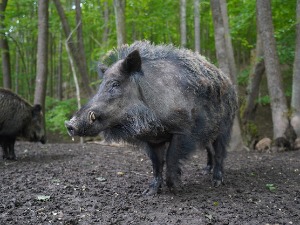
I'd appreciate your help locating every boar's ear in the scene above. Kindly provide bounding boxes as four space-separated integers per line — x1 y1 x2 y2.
97 63 108 79
122 49 142 74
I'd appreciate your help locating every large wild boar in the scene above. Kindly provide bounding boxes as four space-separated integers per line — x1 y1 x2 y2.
65 41 237 195
0 88 46 160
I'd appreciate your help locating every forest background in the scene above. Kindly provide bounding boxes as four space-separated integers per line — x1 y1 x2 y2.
0 0 299 148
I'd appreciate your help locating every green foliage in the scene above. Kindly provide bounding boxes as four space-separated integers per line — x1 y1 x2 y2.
126 0 179 45
240 107 259 146
237 68 250 86
272 0 296 65
246 122 258 137
243 121 258 146
102 49 120 66
2 0 297 83
45 97 81 135
256 95 271 106
256 91 292 106
277 44 295 65
229 0 256 51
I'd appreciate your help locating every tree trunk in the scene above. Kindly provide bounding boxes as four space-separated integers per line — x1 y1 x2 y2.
210 0 244 151
220 0 237 83
0 0 11 89
49 33 54 97
180 0 187 47
1 38 11 89
194 0 200 52
210 0 230 75
242 32 265 148
113 0 126 47
102 1 110 43
15 51 19 93
242 33 264 124
65 26 83 144
57 34 63 100
34 0 49 110
291 0 300 138
256 0 289 139
75 0 92 95
53 0 92 96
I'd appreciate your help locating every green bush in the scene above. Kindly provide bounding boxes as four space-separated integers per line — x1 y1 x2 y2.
256 91 291 106
237 68 250 86
243 121 258 147
45 97 85 135
256 95 270 105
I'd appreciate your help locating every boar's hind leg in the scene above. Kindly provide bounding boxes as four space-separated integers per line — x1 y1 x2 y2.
1 142 9 159
212 135 227 187
202 144 214 175
143 142 166 196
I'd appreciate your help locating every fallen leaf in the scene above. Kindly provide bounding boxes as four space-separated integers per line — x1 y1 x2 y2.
117 171 125 176
213 201 219 206
96 177 107 182
36 195 51 201
266 184 276 192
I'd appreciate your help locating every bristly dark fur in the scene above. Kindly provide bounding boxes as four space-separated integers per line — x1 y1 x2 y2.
103 103 164 143
102 41 234 103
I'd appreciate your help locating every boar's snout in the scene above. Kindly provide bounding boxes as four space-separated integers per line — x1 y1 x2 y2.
65 120 77 137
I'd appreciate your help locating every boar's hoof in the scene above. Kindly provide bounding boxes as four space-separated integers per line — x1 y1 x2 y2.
212 170 224 187
212 178 224 187
142 187 160 196
166 177 182 195
142 178 162 196
167 185 182 195
201 165 213 175
3 155 17 161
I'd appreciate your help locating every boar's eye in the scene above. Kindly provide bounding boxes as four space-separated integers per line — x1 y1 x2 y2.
107 80 121 95
112 80 120 88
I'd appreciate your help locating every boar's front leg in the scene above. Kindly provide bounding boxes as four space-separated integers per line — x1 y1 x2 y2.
7 137 16 160
143 142 166 195
212 135 227 187
1 137 16 160
166 134 196 193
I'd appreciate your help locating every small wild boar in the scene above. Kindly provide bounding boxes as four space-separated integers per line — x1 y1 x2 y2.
0 88 46 160
65 41 237 195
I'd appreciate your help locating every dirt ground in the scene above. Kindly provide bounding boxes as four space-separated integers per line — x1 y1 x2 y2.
0 140 299 225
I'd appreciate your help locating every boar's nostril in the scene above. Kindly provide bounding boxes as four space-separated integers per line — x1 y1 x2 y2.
65 121 75 136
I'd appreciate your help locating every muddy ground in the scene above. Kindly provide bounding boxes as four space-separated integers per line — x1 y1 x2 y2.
0 141 299 225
